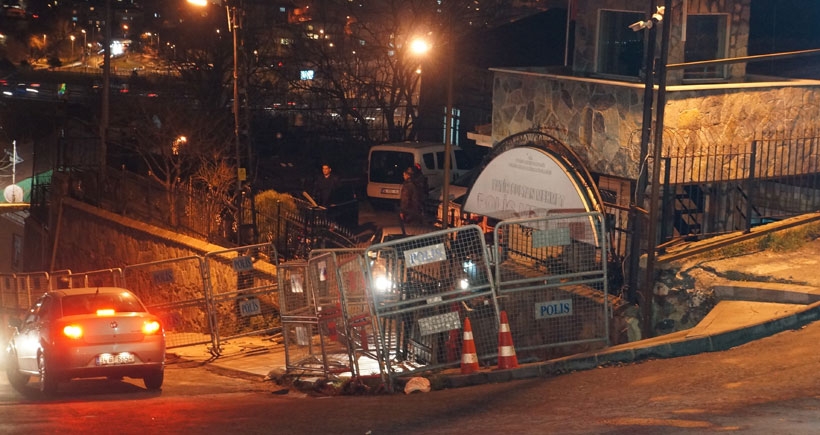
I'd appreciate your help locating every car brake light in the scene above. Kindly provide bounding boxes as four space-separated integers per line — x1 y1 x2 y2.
63 324 83 339
96 309 115 316
142 320 161 335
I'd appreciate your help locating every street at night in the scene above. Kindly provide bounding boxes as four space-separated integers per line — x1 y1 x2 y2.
1 319 819 434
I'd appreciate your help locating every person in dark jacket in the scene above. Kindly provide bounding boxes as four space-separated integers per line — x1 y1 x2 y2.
412 163 429 202
313 163 339 206
400 167 423 224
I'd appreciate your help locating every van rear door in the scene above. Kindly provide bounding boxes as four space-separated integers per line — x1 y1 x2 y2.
367 149 414 200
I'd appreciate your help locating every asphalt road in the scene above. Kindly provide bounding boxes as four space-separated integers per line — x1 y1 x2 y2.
2 319 819 434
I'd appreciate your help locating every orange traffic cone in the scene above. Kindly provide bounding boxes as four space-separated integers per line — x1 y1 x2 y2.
460 318 480 374
497 311 519 370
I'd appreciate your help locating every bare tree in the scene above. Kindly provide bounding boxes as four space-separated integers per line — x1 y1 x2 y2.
112 97 235 227
277 0 504 144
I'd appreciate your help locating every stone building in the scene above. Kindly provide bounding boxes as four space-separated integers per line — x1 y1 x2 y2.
478 0 820 261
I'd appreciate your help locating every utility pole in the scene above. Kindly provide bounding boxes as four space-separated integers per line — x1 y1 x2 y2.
625 1 665 338
100 0 111 180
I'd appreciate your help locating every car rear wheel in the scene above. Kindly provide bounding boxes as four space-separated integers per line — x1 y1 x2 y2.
143 368 164 390
5 350 29 392
38 351 59 395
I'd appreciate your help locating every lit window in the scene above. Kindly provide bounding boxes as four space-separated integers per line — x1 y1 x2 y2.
597 10 645 78
684 14 728 81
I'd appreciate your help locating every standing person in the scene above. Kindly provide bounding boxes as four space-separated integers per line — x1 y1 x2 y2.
313 163 339 206
411 163 429 219
400 166 423 225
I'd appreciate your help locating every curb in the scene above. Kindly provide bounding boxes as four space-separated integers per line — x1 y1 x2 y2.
443 300 820 390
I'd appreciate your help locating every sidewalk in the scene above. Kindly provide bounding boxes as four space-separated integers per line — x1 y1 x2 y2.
168 280 820 390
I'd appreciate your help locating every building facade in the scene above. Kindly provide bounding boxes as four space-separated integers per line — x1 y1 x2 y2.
487 0 820 255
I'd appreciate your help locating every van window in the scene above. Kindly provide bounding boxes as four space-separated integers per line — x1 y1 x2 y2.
422 153 435 170
370 150 414 183
435 152 452 169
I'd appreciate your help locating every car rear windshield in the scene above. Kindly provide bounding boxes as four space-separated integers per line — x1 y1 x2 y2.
61 292 147 316
370 150 414 183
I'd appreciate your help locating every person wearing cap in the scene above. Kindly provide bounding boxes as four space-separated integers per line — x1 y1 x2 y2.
400 166 423 224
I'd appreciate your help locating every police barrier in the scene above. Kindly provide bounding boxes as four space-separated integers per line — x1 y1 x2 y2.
365 225 498 391
0 272 52 312
277 260 319 374
308 249 379 379
51 268 124 289
123 256 212 350
204 243 280 355
493 212 610 361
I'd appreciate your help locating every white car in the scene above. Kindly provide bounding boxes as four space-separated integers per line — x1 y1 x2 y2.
5 287 166 395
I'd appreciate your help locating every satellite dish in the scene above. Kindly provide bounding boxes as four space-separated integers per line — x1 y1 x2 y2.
4 184 24 203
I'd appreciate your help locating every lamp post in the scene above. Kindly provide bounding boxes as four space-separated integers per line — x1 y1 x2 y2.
188 0 245 244
410 35 454 228
101 0 111 179
441 37 455 229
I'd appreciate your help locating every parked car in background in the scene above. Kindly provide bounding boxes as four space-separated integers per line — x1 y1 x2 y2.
5 287 166 395
367 141 474 203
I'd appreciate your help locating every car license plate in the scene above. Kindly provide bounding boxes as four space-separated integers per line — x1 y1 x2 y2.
96 352 135 366
381 188 399 195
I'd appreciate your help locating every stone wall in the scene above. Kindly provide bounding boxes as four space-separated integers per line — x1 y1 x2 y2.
491 69 820 181
25 198 276 303
492 73 645 178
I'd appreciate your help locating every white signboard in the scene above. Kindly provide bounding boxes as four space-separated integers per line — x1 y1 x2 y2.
404 243 447 268
535 299 573 319
464 147 589 219
417 311 461 336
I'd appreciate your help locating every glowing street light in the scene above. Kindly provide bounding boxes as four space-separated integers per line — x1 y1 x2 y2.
410 38 430 56
70 35 75 57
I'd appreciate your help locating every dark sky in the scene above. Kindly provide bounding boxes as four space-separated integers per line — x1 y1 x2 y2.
750 0 820 53
748 0 820 76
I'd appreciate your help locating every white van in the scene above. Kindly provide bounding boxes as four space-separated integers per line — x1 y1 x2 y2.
367 141 474 201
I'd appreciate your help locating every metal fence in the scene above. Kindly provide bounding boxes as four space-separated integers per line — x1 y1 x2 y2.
41 168 358 262
660 133 820 241
493 212 609 361
1 219 618 388
0 244 280 357
0 272 53 313
364 225 498 391
123 256 212 350
308 249 378 379
204 243 280 354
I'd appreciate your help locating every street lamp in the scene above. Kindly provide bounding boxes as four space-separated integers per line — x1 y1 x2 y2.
70 35 75 57
188 0 246 243
409 36 455 228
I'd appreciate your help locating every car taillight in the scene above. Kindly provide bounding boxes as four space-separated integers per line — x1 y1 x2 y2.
142 320 162 335
63 324 83 339
96 309 115 316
